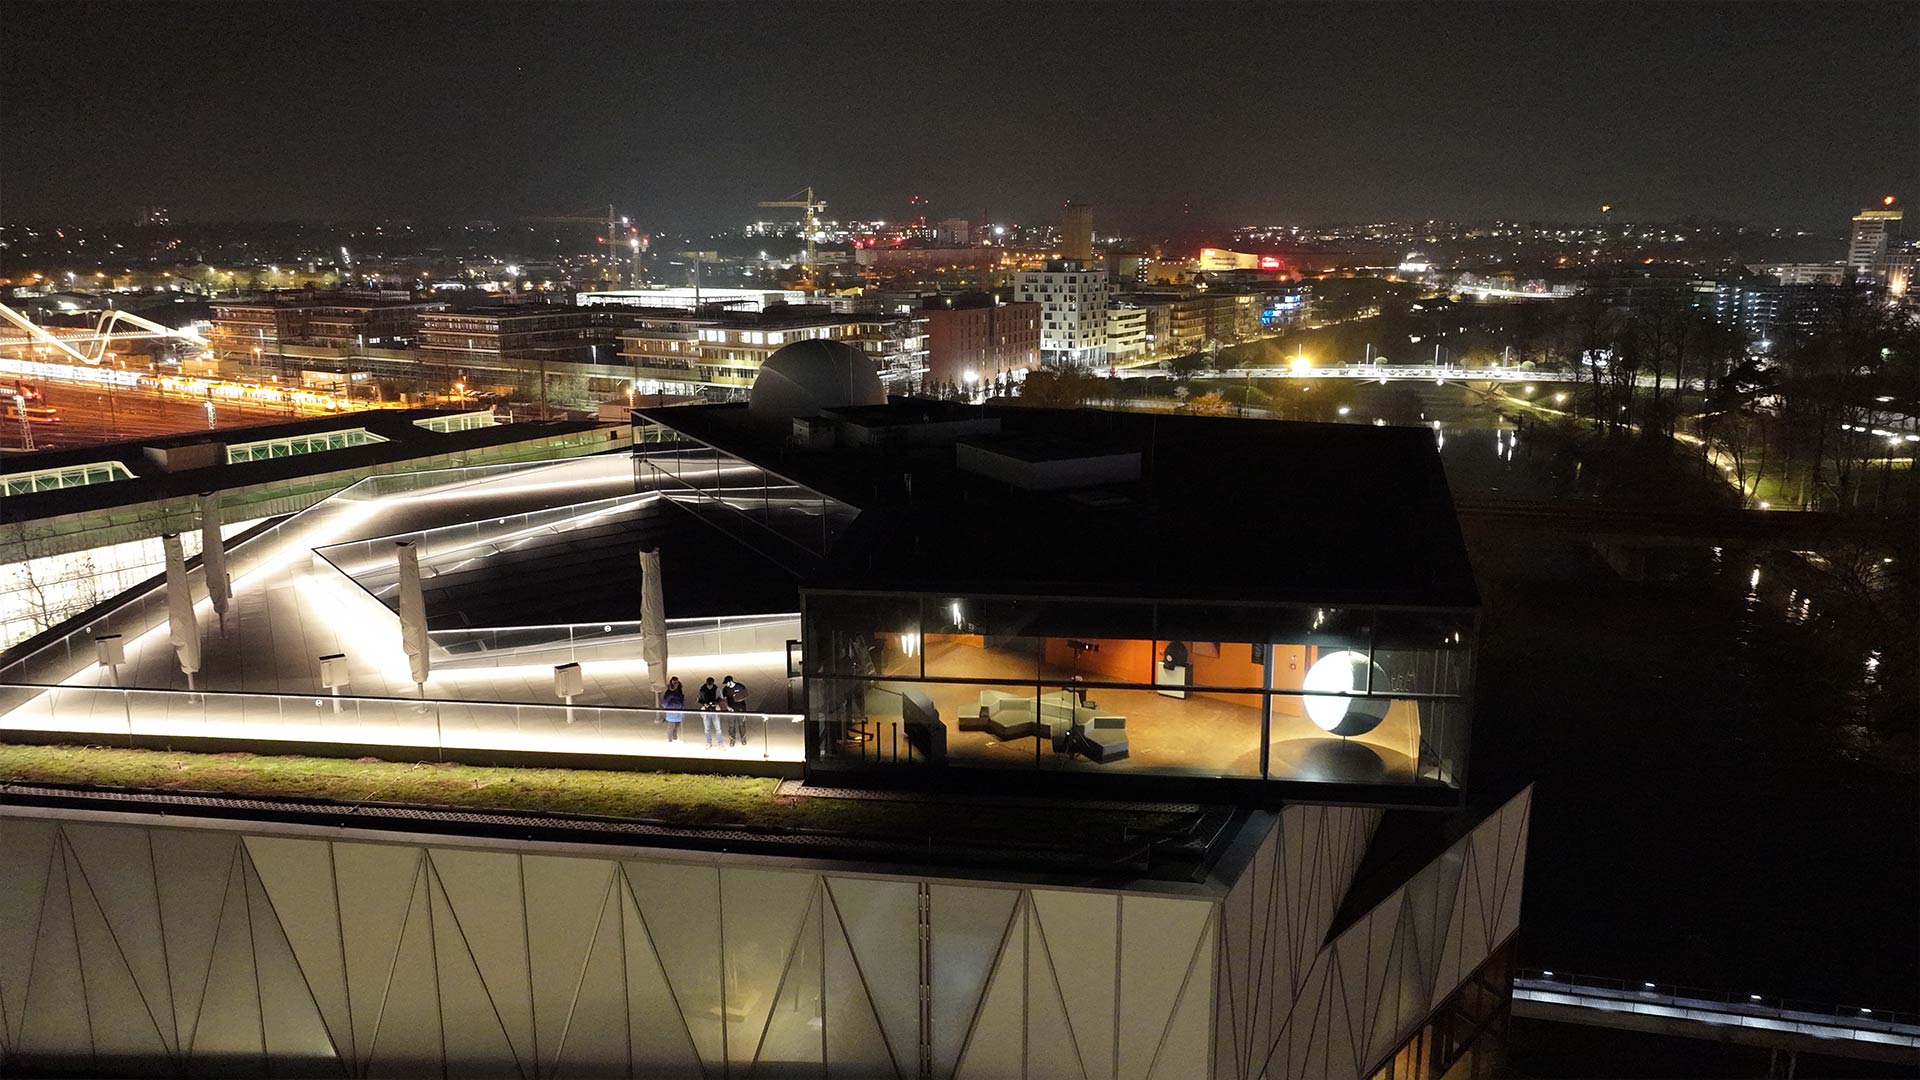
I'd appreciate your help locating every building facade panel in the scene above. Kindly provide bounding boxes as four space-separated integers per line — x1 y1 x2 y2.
0 809 1228 1079
1212 789 1532 1080
0 785 1528 1079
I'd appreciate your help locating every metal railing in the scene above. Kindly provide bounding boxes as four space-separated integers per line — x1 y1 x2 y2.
429 614 799 669
1514 968 1920 1049
0 682 804 763
1 455 636 687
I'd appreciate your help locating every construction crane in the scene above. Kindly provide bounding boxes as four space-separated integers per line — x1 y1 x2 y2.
522 205 632 285
758 187 827 286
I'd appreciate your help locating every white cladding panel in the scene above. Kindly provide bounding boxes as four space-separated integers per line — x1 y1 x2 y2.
0 786 1531 1079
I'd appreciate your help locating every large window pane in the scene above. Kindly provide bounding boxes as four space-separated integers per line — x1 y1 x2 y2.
804 593 921 678
920 681 1044 771
1039 636 1155 685
1416 698 1469 786
1270 607 1376 694
1154 603 1292 644
1039 683 1262 777
923 597 1043 683
808 677 973 768
1269 693 1425 785
1153 638 1268 692
1373 611 1472 696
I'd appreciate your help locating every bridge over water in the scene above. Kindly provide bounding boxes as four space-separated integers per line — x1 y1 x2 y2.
1115 362 1687 388
1512 970 1920 1070
1451 497 1905 549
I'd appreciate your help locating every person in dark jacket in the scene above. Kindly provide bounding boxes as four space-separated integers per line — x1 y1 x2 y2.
697 677 722 748
723 675 750 746
661 677 685 742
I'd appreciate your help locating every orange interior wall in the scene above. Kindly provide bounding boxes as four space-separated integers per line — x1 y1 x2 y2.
1043 637 1152 683
1269 643 1315 691
1187 642 1265 689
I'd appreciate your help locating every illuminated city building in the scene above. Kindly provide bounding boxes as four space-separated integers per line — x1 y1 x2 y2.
1199 247 1261 272
576 286 810 312
921 294 1040 384
416 304 633 371
1118 288 1261 350
1105 301 1149 361
1111 250 1152 286
1848 204 1902 280
1060 201 1096 262
1704 279 1851 343
1015 259 1110 366
853 246 1005 273
1747 262 1845 286
209 297 445 377
617 304 926 394
936 217 973 246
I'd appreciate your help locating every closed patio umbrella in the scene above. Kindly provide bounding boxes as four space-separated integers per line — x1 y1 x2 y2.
162 532 201 691
198 491 230 626
396 540 430 689
639 548 667 697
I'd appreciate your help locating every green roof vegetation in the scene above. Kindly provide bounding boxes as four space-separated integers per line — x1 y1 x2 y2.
0 744 1189 845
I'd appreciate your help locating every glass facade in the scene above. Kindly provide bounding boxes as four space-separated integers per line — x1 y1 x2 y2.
411 409 497 433
2 460 136 497
226 427 388 463
803 590 1473 791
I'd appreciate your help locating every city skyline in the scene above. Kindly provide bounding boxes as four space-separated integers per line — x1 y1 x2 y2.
4 1 1915 230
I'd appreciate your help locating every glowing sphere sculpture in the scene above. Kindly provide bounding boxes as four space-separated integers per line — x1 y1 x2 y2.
1301 650 1390 737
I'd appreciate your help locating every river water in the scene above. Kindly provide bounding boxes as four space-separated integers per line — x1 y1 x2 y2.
1369 383 1919 1009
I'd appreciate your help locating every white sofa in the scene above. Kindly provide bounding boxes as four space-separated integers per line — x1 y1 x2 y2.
976 689 1038 739
1038 691 1100 738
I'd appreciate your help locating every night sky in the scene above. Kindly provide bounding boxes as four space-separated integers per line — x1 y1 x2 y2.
5 1 1915 229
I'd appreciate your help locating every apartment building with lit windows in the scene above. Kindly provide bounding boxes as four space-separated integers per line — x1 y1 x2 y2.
921 294 1041 383
414 303 638 383
208 297 445 375
617 304 926 394
1014 259 1110 366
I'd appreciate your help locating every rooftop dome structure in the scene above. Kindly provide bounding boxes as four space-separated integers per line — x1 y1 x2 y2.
748 338 886 420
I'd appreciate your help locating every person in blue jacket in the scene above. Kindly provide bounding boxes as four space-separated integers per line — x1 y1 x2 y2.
661 676 685 742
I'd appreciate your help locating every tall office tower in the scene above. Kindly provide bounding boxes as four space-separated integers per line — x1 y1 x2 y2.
1848 200 1902 280
1060 201 1095 262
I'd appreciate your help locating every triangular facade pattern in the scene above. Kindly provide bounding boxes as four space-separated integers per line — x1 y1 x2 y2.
1217 788 1533 1080
0 785 1529 1079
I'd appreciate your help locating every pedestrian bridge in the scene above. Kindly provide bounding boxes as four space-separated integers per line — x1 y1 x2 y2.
1220 364 1595 382
1117 362 1686 388
1511 970 1920 1068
